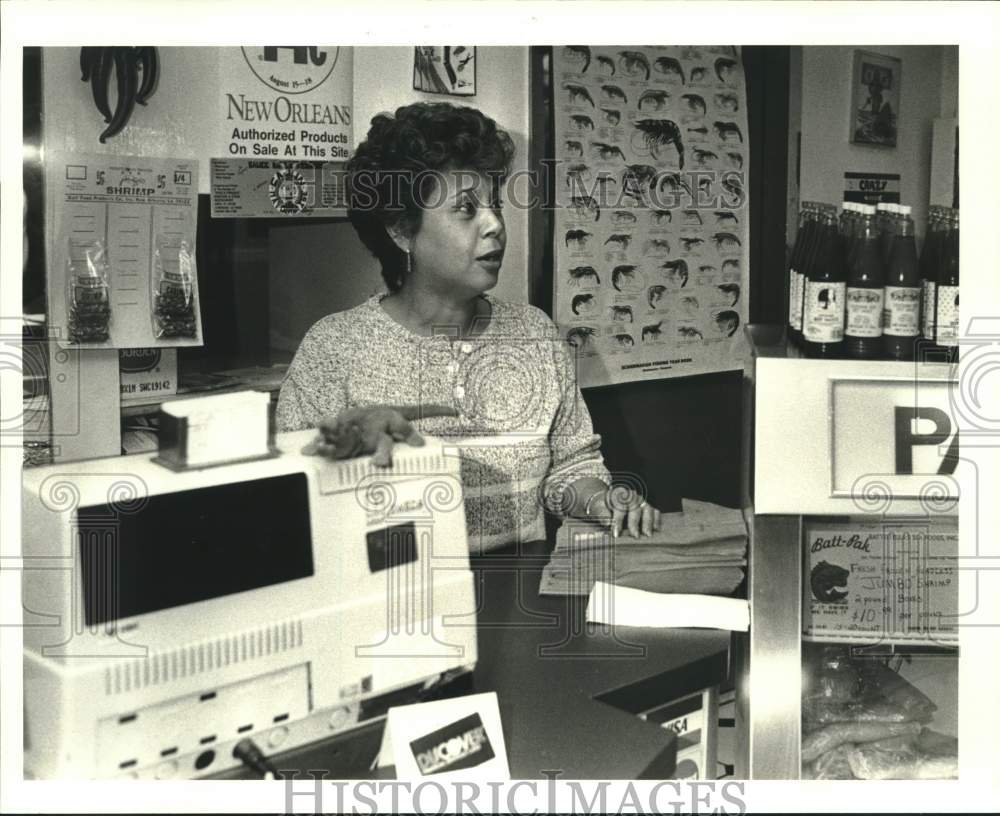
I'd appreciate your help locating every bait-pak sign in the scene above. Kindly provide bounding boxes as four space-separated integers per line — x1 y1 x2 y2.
803 518 957 646
219 47 353 166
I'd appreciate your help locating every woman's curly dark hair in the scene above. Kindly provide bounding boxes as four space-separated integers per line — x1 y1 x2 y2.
346 102 516 292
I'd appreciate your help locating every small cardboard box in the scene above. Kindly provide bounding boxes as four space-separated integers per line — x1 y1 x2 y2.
119 348 177 402
803 517 957 645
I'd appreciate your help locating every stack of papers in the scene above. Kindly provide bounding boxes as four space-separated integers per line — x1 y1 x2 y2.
539 499 747 597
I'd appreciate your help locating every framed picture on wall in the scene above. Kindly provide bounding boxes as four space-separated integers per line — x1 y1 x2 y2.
413 47 476 96
850 50 901 147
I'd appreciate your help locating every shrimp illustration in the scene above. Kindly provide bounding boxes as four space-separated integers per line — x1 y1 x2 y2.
591 142 627 162
563 83 595 107
661 259 689 287
714 309 741 337
601 85 628 104
689 66 708 84
726 151 744 170
637 89 670 112
604 233 632 251
564 139 584 158
657 171 694 201
610 305 634 323
567 265 601 286
715 92 739 113
613 333 635 349
721 174 744 203
620 164 658 201
715 57 739 84
566 326 597 348
570 115 596 131
611 264 639 291
714 210 739 226
642 321 664 342
618 50 651 81
565 229 592 249
612 210 639 225
678 326 704 340
653 56 685 84
566 162 592 183
680 297 700 315
699 265 718 275
718 283 741 306
596 55 616 76
681 236 705 252
713 232 741 252
722 259 740 277
649 209 672 226
632 119 684 168
714 121 744 143
686 125 709 141
682 93 707 116
692 148 719 167
571 293 597 316
647 285 667 309
682 209 703 226
642 238 671 257
569 195 600 222
563 46 591 73
600 108 621 126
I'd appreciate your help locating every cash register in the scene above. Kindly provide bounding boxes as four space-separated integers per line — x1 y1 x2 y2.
21 430 477 779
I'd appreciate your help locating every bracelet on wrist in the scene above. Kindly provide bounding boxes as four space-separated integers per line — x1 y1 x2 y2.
583 488 610 517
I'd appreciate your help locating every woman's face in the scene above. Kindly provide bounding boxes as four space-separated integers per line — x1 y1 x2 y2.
407 168 506 297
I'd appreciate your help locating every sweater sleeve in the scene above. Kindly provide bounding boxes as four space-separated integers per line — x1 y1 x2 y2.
275 319 349 432
537 313 612 513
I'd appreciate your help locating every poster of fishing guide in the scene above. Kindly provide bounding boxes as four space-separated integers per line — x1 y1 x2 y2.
552 45 750 388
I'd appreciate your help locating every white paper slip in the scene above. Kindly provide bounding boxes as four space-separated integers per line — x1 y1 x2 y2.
586 581 750 631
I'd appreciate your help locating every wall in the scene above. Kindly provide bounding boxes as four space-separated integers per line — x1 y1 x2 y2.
797 46 957 243
268 46 531 352
39 46 530 355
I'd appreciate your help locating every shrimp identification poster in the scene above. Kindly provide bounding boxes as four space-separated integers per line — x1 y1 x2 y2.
553 46 750 388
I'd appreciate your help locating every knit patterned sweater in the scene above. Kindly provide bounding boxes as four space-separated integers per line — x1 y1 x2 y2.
276 293 611 551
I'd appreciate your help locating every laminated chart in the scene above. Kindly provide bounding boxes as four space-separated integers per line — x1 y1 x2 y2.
553 46 750 387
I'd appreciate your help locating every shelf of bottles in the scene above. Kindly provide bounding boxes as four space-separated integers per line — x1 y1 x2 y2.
787 201 959 363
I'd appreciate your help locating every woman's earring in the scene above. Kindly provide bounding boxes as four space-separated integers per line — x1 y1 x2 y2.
405 250 412 277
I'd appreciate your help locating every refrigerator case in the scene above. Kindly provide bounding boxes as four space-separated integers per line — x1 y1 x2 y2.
736 326 959 780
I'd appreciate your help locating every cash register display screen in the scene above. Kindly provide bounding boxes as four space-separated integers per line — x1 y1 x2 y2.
78 474 313 626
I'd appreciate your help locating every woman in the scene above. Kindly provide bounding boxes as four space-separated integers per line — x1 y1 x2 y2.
277 101 661 550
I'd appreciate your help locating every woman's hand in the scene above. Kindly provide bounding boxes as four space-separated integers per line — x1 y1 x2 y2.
570 479 663 538
610 491 662 538
302 404 457 467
